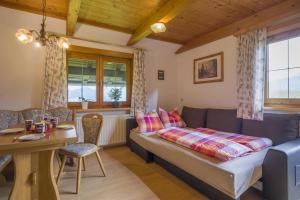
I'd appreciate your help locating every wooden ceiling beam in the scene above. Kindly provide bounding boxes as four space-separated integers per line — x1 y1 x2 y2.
176 0 300 54
127 0 191 46
66 0 82 36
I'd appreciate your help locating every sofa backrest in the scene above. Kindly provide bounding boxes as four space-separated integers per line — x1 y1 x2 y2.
242 113 300 145
0 107 73 130
181 106 300 145
0 110 21 130
181 106 207 128
20 108 46 123
47 107 73 122
206 109 242 133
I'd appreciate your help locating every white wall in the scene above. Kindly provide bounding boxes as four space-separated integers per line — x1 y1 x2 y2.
0 6 239 112
176 36 238 109
0 7 180 111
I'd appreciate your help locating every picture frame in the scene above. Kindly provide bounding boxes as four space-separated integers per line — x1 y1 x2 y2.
193 52 224 84
158 70 164 80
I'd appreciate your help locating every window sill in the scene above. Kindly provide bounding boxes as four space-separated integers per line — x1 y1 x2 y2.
264 106 300 113
74 107 130 114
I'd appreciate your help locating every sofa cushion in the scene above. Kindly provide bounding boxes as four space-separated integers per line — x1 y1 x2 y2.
21 108 45 123
242 113 300 145
0 110 20 130
206 109 242 133
136 111 164 133
48 107 73 122
159 108 186 128
181 106 207 128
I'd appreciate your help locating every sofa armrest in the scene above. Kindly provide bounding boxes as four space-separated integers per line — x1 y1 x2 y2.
263 139 300 200
125 117 138 146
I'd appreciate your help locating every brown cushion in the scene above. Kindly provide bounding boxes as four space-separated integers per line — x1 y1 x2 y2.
181 106 207 128
206 109 242 133
242 113 300 145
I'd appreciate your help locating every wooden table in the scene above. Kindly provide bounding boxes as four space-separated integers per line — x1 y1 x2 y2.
0 125 77 200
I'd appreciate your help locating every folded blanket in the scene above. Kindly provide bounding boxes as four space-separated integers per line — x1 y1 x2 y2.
158 127 252 161
195 128 273 152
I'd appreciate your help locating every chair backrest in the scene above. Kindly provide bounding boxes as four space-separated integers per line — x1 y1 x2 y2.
82 114 103 145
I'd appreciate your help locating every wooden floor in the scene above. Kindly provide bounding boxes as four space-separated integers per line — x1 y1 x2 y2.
0 146 262 200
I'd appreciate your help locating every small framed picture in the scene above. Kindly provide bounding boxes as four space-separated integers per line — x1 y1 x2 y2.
158 70 164 80
193 52 224 84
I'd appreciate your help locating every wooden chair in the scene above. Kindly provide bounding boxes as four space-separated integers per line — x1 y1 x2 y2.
56 114 106 194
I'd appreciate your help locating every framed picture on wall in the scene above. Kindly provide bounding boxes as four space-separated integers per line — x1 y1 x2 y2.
158 70 164 80
193 52 224 84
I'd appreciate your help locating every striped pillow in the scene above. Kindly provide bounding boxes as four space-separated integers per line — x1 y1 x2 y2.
136 111 164 133
159 108 186 128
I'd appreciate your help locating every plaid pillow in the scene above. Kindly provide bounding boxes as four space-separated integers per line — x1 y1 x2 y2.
136 111 164 133
159 108 186 128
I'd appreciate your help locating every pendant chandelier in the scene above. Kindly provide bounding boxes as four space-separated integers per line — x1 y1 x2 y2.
15 0 70 49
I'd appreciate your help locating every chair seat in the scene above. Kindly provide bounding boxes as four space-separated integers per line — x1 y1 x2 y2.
0 155 12 171
60 143 98 156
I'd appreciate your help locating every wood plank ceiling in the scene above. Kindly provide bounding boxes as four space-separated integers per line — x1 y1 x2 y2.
1 0 299 53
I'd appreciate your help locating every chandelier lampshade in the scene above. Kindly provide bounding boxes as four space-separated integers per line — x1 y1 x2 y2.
58 37 70 49
15 29 33 44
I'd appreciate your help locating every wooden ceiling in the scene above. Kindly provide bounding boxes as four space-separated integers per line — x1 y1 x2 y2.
1 0 300 53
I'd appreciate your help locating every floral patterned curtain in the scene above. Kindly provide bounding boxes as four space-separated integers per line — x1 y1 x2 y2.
43 37 67 110
236 28 267 120
130 49 147 116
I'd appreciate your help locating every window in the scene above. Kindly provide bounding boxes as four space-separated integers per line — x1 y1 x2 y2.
68 56 97 102
265 35 300 106
67 46 132 108
103 59 128 102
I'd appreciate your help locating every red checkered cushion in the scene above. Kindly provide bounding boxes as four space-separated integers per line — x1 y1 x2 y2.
136 111 164 133
159 108 186 128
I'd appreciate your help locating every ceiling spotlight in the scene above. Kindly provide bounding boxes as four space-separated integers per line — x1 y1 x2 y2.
150 22 166 33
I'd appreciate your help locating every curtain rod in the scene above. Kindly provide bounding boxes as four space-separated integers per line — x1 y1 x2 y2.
69 36 147 51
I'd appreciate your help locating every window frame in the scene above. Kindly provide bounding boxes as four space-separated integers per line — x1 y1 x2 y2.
66 45 133 109
101 56 132 107
265 33 300 108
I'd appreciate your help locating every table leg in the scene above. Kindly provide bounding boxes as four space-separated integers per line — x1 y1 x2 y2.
38 150 60 200
9 153 32 200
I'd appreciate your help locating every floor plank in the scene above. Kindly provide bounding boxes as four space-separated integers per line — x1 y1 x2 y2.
0 146 263 200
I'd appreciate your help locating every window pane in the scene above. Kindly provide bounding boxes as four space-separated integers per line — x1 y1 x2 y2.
289 68 300 98
67 58 97 102
269 70 288 98
103 61 127 102
268 40 288 70
289 37 300 68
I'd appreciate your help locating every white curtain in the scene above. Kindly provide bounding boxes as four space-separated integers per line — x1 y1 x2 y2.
43 38 67 110
130 49 147 116
236 28 267 120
